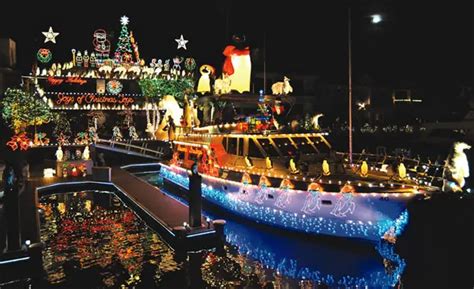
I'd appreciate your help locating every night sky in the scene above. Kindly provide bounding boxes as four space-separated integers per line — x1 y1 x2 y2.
0 0 472 100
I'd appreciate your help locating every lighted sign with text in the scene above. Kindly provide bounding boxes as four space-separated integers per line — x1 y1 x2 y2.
56 93 134 106
48 76 88 86
39 76 142 95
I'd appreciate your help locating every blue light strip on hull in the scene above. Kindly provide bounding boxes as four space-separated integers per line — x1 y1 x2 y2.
160 165 410 242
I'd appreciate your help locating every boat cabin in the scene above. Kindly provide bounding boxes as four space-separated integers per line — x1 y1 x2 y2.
172 132 334 174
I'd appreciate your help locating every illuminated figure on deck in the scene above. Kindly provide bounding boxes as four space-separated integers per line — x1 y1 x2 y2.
112 126 123 141
129 126 139 140
442 142 471 192
222 34 251 93
271 76 293 95
197 65 214 94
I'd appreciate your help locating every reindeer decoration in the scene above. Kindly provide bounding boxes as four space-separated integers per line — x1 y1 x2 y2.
271 76 293 95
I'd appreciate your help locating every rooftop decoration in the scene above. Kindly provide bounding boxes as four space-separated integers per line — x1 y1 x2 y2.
92 29 111 60
114 15 133 63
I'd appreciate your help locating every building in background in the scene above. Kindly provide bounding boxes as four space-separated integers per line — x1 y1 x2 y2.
0 38 20 95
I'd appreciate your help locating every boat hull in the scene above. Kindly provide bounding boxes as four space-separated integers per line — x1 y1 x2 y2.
159 164 413 242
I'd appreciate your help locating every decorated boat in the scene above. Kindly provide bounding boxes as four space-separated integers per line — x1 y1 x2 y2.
159 113 443 243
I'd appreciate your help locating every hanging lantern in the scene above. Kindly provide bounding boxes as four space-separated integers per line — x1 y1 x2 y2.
322 160 330 176
360 161 369 177
398 163 407 179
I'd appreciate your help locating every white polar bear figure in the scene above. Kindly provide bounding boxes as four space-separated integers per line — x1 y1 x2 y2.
442 142 471 192
311 113 324 130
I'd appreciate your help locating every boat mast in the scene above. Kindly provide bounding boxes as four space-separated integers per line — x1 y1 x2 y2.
263 30 267 95
348 7 353 164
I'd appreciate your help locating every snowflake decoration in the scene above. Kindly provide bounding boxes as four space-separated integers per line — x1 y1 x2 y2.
120 15 129 26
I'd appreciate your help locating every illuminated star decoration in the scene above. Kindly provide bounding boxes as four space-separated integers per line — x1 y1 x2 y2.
42 27 60 44
175 34 189 50
120 15 129 25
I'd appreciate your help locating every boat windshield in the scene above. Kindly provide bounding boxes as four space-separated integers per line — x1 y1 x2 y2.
255 135 330 157
256 138 280 157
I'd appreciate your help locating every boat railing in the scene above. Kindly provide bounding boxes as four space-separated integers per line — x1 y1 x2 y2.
95 138 166 159
336 152 444 183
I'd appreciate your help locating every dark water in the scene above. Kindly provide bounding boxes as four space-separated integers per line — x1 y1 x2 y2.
37 191 185 288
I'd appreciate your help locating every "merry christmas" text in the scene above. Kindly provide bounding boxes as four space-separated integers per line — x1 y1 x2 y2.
55 93 134 106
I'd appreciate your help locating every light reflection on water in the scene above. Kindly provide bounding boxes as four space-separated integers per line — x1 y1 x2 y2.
39 191 181 288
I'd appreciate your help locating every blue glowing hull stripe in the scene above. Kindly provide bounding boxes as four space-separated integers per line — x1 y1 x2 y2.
159 164 411 242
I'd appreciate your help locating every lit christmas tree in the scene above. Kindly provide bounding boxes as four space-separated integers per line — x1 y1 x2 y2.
1 88 53 133
114 16 133 64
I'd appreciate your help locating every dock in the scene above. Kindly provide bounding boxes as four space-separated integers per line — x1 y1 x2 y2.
29 167 220 252
110 167 219 252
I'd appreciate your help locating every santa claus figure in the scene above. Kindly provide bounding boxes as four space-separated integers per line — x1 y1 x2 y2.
222 34 251 93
